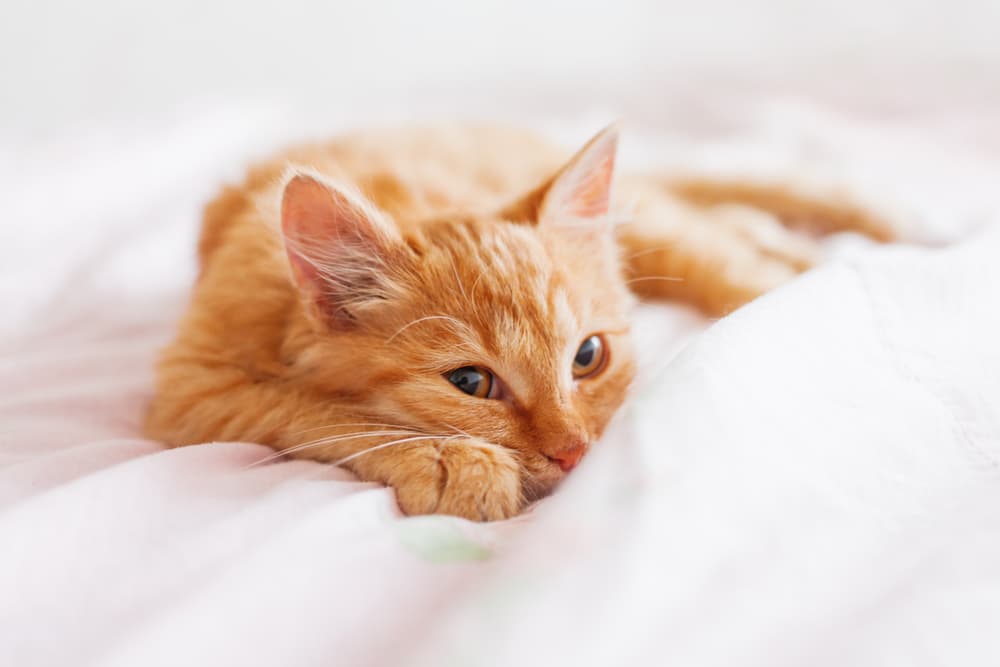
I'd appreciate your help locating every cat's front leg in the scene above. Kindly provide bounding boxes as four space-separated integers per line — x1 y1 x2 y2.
346 437 523 521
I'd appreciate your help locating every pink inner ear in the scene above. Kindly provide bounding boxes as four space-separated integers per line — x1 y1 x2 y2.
542 126 618 222
561 150 614 218
281 175 338 282
282 174 342 241
279 172 404 328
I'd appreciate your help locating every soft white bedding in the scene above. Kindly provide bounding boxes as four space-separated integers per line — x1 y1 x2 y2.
1 103 999 667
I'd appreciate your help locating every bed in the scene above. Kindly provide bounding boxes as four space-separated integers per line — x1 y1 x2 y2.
2 100 999 666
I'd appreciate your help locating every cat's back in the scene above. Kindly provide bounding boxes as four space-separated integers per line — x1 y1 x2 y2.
281 125 564 217
198 125 565 266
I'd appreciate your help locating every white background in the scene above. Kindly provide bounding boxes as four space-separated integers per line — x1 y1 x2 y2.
3 0 1000 138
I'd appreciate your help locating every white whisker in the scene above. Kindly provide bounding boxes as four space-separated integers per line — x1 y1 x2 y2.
623 244 676 261
450 263 470 304
285 422 423 438
625 275 685 285
333 434 454 466
440 421 473 439
386 314 471 343
245 430 418 468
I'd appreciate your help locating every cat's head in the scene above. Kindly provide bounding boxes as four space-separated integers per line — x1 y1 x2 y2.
279 126 635 499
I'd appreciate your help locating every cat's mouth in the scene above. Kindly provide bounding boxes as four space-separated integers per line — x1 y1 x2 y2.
523 452 584 501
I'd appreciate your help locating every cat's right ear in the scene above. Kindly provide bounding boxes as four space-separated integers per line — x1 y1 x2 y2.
500 124 619 230
280 170 406 329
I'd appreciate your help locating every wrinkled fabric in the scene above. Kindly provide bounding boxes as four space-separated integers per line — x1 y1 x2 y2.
2 104 999 667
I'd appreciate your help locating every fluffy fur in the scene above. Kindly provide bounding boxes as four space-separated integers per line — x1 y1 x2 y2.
145 125 893 520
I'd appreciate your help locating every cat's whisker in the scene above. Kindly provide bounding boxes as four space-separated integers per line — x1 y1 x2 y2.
440 421 472 438
333 434 454 466
386 315 471 344
622 244 678 261
290 429 419 452
245 430 420 468
450 263 471 305
470 270 488 297
284 422 424 438
625 275 685 285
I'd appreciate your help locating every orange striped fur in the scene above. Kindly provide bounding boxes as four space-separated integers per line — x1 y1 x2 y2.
145 125 893 520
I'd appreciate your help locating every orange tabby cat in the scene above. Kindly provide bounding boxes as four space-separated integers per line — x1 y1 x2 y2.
145 125 893 520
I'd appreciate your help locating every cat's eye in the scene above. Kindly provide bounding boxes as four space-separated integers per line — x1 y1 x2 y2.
572 335 606 379
447 366 497 399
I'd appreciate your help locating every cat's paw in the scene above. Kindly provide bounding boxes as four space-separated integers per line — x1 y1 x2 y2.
393 439 523 522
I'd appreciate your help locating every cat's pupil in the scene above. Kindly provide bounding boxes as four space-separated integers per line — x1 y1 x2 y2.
575 338 597 366
572 335 605 378
448 366 485 396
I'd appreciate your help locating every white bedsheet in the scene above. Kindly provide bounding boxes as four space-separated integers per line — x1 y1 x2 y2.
1 104 999 666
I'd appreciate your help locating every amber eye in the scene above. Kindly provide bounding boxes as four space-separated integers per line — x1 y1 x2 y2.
447 366 496 399
572 335 606 378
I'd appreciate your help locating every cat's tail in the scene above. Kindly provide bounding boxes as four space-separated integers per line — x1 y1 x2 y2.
665 178 898 242
615 175 901 316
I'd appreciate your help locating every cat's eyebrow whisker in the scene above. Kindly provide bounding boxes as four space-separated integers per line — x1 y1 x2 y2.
244 430 420 468
385 314 471 344
450 262 471 305
470 270 488 296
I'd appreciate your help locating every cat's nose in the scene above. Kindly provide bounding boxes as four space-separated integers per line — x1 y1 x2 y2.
548 441 587 472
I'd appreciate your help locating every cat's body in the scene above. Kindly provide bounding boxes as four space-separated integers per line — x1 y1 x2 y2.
146 125 892 520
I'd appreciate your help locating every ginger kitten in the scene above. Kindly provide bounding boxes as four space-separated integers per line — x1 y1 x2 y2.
145 125 893 520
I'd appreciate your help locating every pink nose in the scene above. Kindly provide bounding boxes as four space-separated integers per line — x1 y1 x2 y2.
548 442 587 472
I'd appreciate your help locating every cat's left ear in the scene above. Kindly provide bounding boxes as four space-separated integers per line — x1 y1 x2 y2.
501 124 618 228
279 170 407 329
